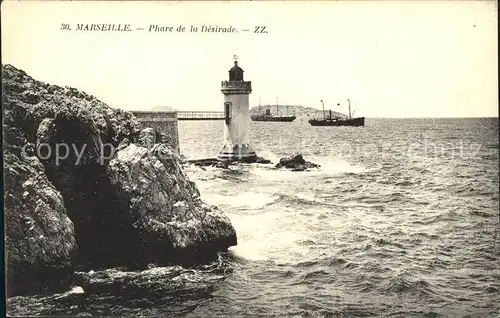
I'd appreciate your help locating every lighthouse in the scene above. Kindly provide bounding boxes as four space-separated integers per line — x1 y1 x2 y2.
217 57 257 162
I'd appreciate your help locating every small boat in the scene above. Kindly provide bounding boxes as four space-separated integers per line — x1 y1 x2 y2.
308 99 364 127
251 97 296 122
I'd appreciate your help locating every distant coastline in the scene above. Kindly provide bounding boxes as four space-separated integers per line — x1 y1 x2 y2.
250 105 347 119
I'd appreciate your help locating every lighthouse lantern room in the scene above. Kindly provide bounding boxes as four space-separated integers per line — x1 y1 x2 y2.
217 56 257 162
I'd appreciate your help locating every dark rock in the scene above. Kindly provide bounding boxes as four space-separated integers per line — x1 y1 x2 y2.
4 151 77 297
73 266 221 300
188 156 272 168
3 64 237 295
106 144 236 265
292 165 307 172
187 158 230 169
117 138 130 152
276 153 305 167
188 158 219 167
255 156 272 164
137 127 157 149
3 64 142 148
3 126 28 155
275 153 320 171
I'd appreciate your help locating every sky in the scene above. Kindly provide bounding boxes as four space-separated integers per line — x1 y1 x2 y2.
2 1 498 118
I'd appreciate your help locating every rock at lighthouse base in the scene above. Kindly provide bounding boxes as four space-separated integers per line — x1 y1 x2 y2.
187 155 272 168
217 144 257 163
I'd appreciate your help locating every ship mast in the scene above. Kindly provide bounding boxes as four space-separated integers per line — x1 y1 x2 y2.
321 100 325 120
276 97 279 117
347 98 351 119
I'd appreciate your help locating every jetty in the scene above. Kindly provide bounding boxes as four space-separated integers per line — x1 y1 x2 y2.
177 111 225 121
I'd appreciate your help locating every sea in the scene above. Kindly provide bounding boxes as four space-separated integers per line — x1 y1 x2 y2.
7 117 500 317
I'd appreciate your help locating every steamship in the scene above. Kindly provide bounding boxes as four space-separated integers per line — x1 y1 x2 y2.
251 98 296 122
308 99 365 127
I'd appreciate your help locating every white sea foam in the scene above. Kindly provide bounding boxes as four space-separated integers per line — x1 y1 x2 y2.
308 155 371 175
255 149 280 164
248 155 369 181
296 191 317 202
228 212 310 262
203 191 279 209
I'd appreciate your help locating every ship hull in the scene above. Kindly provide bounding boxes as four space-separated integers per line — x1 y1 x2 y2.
251 116 296 122
308 117 365 126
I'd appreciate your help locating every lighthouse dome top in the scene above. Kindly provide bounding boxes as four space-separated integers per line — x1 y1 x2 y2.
229 60 244 81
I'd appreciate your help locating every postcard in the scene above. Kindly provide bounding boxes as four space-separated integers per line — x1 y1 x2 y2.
2 1 498 317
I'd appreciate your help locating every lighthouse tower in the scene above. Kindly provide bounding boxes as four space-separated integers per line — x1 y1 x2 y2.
217 58 257 162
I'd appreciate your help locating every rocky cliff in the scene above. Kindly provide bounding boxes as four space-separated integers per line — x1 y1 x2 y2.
2 64 237 296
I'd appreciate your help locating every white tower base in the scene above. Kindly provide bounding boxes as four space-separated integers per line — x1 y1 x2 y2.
217 144 257 162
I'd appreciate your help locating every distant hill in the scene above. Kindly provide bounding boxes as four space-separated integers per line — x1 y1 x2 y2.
150 105 177 112
250 105 347 119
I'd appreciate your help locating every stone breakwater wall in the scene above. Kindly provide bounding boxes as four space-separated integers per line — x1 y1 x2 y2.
131 111 180 155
